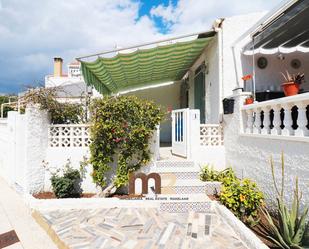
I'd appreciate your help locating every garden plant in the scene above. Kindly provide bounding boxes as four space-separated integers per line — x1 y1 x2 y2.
88 96 164 197
200 165 264 226
262 153 309 249
44 159 83 198
23 87 84 124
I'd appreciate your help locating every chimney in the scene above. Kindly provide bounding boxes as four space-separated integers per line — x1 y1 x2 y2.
53 57 63 77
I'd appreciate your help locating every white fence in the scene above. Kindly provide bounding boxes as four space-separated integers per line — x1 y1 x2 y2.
171 109 225 167
242 92 309 140
0 107 161 194
171 109 189 157
200 124 224 146
224 92 309 212
48 124 91 147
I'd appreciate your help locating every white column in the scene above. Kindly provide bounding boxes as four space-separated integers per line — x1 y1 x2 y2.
271 105 281 135
261 107 270 135
253 108 261 134
25 105 49 194
294 102 309 137
188 109 200 159
281 104 293 136
245 109 253 134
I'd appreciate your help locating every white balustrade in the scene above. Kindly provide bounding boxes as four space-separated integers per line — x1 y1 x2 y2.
200 124 224 146
48 124 91 147
253 108 261 134
241 93 309 140
271 105 281 135
261 107 271 135
295 102 309 137
245 110 253 134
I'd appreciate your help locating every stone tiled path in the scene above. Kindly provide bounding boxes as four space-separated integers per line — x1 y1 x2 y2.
36 207 248 249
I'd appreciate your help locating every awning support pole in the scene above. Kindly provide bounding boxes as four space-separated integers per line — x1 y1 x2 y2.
76 30 215 61
252 37 256 101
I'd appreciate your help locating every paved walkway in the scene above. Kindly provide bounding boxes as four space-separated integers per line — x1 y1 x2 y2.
37 207 248 249
0 177 57 249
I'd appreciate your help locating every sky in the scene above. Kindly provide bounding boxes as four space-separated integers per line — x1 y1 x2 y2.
0 0 283 93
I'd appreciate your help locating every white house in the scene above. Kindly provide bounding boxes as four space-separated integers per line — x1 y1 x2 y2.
77 0 309 207
0 0 308 210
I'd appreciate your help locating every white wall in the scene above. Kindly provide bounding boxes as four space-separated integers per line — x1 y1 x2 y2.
241 52 309 92
221 12 266 97
44 147 98 193
0 119 11 183
0 107 160 194
125 82 181 143
0 108 48 193
224 93 309 211
187 36 220 124
186 12 265 124
45 75 83 88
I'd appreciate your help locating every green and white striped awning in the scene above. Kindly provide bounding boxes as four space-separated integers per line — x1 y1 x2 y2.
79 33 214 95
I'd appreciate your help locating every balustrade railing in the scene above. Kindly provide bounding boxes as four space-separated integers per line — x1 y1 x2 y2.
48 124 91 147
242 93 309 139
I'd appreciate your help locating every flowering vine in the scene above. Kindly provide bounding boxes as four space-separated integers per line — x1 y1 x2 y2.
89 96 164 193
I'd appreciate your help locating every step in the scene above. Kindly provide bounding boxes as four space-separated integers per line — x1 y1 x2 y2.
161 180 221 195
154 166 200 180
160 201 213 213
156 160 195 169
158 194 213 213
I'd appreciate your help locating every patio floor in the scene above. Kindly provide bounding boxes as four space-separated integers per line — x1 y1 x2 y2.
35 207 248 249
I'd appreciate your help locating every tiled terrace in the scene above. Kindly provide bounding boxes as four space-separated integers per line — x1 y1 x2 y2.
35 207 248 249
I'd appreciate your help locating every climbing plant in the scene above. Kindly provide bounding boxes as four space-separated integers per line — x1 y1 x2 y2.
89 96 164 192
23 87 84 124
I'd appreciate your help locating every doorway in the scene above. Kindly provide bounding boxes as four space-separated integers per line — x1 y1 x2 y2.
194 67 206 123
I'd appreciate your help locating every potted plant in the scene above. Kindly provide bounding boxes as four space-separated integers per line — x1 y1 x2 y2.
245 95 254 105
281 71 304 96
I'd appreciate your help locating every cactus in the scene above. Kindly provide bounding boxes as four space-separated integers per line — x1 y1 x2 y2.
262 153 309 248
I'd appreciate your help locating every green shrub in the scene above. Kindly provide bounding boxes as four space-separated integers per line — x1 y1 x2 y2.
50 160 82 198
23 87 84 124
0 95 17 117
199 165 236 183
89 96 164 190
220 178 264 226
200 165 264 226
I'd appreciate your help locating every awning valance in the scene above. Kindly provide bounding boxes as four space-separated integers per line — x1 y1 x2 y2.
243 0 309 55
79 33 214 95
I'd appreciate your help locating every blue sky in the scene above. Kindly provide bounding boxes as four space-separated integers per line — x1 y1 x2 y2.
138 0 177 33
0 0 282 93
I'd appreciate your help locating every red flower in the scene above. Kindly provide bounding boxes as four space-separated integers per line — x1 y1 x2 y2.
114 138 121 143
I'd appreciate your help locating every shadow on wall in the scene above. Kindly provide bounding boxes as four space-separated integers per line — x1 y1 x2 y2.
125 82 181 143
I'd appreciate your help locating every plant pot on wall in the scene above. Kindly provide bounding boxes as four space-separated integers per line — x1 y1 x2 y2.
280 71 304 97
281 82 300 96
245 97 254 105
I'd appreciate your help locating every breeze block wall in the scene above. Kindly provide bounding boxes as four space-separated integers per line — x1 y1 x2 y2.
224 92 309 211
0 106 160 194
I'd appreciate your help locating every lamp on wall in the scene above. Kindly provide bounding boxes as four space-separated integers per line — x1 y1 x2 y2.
277 53 285 61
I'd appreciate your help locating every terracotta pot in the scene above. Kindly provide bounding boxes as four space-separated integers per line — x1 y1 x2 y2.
281 82 300 96
245 97 254 105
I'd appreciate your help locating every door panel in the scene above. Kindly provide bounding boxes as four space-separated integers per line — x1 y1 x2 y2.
194 71 205 123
